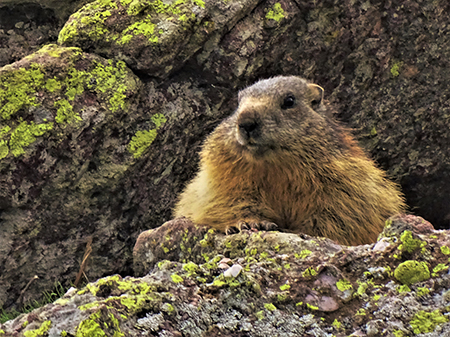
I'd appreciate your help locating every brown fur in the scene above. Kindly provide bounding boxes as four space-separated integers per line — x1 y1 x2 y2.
174 76 405 245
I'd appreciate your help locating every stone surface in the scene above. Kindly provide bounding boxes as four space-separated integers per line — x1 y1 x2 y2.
0 43 142 309
0 0 92 67
1 0 450 318
58 0 261 79
2 215 450 336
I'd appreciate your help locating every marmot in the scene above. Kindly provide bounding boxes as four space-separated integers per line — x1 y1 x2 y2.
174 76 405 245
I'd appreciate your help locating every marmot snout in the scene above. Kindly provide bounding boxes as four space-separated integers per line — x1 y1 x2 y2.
174 76 405 246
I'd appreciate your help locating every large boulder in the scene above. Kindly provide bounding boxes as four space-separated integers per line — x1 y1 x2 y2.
0 43 142 309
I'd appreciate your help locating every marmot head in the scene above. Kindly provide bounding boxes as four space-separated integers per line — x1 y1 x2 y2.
230 76 338 161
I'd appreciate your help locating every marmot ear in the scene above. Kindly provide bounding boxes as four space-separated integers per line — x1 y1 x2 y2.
307 83 324 108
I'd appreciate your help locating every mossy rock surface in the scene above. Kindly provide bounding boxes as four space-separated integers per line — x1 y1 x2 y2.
58 0 260 78
0 43 147 309
2 215 450 336
2 0 450 326
0 39 230 310
0 43 141 202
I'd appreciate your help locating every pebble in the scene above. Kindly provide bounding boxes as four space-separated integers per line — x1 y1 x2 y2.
224 264 242 278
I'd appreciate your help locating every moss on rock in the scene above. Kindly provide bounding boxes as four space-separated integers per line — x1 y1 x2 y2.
410 310 448 334
0 44 140 161
394 260 430 285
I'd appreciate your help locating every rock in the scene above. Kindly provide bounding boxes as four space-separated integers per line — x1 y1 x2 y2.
58 0 261 79
2 0 450 320
0 43 144 309
2 215 450 336
0 0 90 67
223 264 242 278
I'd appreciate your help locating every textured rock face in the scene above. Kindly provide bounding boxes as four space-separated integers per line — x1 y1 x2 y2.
58 0 261 79
0 44 142 309
1 0 450 316
0 0 92 67
2 215 450 336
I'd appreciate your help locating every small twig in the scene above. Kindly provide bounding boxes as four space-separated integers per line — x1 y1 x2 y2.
18 275 39 305
83 271 90 283
74 237 93 288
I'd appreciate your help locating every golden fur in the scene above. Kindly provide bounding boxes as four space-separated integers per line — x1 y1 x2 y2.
174 76 405 245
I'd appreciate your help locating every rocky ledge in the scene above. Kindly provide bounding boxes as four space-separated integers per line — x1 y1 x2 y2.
2 215 450 336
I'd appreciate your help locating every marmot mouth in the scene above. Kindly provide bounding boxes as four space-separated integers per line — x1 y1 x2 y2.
236 137 275 158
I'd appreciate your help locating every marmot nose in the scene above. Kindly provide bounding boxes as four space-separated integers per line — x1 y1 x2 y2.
238 121 259 139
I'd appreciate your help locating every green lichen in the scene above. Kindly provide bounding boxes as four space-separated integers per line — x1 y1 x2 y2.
397 284 411 293
255 310 265 320
336 279 353 292
76 312 106 337
302 267 317 278
306 303 318 311
59 1 115 43
162 303 174 313
0 63 45 120
410 310 448 334
332 319 341 329
441 246 450 255
355 308 366 316
398 230 425 253
279 284 290 291
212 278 226 287
192 0 205 7
120 0 132 6
0 47 134 161
171 274 184 283
54 99 81 124
108 313 124 337
183 262 199 274
416 287 430 297
295 249 312 259
128 113 167 158
9 120 54 156
264 303 277 311
23 320 51 337
118 294 150 312
117 0 204 44
120 17 158 44
55 57 129 112
265 3 285 22
45 78 62 92
277 293 289 302
390 61 403 77
432 263 448 276
393 330 405 337
394 260 430 285
356 281 369 296
79 275 153 297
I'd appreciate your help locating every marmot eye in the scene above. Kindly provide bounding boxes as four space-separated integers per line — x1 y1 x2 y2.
281 95 295 109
